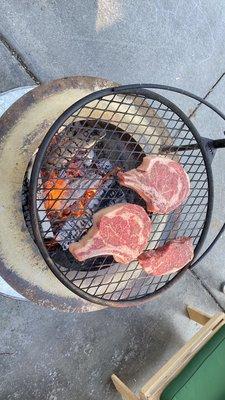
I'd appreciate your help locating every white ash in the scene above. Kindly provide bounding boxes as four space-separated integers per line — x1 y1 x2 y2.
95 158 113 174
36 170 99 243
67 148 94 168
66 121 106 149
55 178 114 250
55 215 93 250
85 178 114 210
38 154 114 243
46 121 105 169
83 149 94 167
65 172 102 200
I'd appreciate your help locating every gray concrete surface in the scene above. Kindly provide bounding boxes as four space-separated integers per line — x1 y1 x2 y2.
191 75 225 309
1 1 225 96
0 1 225 399
0 42 34 92
0 272 221 400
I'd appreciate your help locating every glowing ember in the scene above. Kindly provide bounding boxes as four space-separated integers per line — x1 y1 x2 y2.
42 163 119 225
70 189 97 217
43 170 97 219
43 177 72 212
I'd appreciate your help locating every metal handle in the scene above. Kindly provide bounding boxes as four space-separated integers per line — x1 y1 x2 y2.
161 137 225 153
161 138 225 156
212 139 225 148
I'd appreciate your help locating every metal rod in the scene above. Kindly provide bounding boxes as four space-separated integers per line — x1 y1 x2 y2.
162 138 225 153
212 139 225 148
161 143 200 153
116 84 225 122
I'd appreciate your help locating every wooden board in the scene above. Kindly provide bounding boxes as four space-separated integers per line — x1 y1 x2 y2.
140 309 225 400
112 308 225 400
111 374 139 400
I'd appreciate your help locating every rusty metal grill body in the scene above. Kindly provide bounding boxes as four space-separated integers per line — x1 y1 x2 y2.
28 87 213 307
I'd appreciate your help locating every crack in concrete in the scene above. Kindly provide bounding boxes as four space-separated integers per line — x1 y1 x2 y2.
189 72 225 119
0 33 41 85
190 269 225 312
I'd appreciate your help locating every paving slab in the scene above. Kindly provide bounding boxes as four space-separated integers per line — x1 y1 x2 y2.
190 75 225 309
0 42 34 92
1 0 225 102
0 270 220 400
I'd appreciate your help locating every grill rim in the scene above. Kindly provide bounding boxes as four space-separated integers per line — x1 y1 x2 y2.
29 85 214 308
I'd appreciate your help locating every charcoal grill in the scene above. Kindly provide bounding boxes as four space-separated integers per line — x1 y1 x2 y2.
28 84 225 307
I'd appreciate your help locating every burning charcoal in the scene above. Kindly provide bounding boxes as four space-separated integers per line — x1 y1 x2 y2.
40 171 103 217
98 182 127 208
45 121 105 171
40 174 78 212
76 149 94 167
67 121 106 149
55 178 116 250
71 172 102 195
86 178 114 212
95 158 113 174
61 159 85 179
84 149 94 167
55 215 92 250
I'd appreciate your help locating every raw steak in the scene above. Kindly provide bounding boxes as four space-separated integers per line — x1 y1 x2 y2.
69 203 152 264
138 237 194 276
117 156 190 214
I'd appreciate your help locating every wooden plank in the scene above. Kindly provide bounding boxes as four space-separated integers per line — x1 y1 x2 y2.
186 306 212 325
140 313 225 400
111 374 139 400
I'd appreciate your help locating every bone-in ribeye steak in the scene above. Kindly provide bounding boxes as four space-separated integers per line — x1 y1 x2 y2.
117 156 190 214
138 237 194 276
69 203 152 264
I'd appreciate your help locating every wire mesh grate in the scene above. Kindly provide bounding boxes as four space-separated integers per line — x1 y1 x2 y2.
27 89 212 305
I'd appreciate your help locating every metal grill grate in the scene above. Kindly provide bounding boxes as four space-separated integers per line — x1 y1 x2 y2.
28 88 212 306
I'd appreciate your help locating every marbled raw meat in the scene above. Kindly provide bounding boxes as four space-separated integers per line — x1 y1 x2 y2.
138 237 194 276
69 203 152 264
118 156 190 214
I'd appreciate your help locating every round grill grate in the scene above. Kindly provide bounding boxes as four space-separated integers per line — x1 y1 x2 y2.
28 87 213 306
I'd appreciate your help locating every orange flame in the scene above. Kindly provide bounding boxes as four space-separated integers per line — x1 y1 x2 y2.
44 177 71 212
43 169 97 218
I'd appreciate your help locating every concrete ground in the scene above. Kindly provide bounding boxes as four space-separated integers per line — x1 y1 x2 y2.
0 1 225 399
